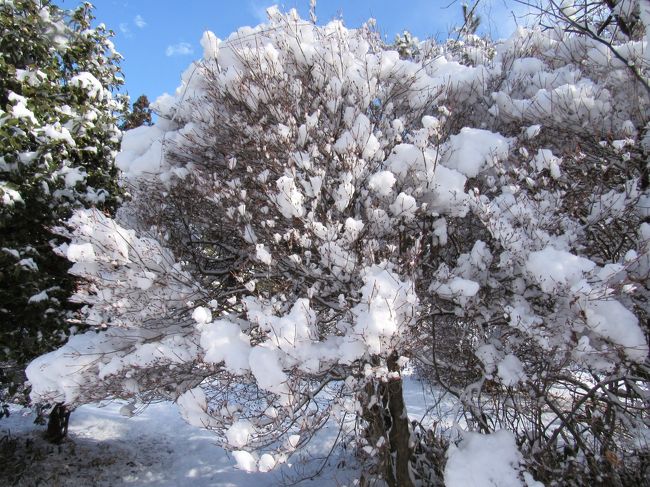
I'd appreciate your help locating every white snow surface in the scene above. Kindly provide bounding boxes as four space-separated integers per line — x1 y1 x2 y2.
526 246 596 292
445 430 525 487
0 377 459 486
199 320 252 374
584 298 649 362
115 125 165 178
442 128 510 177
0 401 352 486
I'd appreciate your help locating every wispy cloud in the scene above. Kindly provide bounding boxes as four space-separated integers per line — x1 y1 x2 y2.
248 0 273 24
165 42 194 57
134 14 147 28
119 22 132 38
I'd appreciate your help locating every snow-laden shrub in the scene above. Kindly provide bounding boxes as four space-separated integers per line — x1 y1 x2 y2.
413 3 650 484
27 3 650 485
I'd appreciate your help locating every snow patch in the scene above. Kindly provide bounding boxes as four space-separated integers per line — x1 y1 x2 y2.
445 430 524 487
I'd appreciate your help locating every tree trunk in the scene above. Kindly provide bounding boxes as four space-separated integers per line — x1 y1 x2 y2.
361 353 414 487
46 403 70 443
385 353 413 487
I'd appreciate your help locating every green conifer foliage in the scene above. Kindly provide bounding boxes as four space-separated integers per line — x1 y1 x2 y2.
120 94 153 130
0 0 123 403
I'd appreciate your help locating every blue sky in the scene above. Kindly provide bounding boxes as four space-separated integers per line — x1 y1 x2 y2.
62 0 525 106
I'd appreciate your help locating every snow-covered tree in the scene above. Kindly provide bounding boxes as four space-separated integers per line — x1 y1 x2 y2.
27 3 649 484
393 30 420 59
0 0 123 406
120 94 152 130
413 2 650 483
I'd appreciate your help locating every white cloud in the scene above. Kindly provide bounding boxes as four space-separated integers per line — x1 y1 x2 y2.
134 14 146 28
165 42 194 57
119 22 132 38
248 0 273 24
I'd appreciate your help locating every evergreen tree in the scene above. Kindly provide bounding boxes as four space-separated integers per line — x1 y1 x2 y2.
393 30 419 59
120 94 152 130
0 0 123 405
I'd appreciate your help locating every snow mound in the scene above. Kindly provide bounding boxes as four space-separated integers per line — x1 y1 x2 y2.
445 430 525 487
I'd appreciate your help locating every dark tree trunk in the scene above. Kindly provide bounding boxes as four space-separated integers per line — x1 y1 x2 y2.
361 353 414 487
46 403 70 443
385 353 414 487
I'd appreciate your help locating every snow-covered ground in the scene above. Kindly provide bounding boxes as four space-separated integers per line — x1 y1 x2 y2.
3 401 282 486
1 377 455 486
1 400 360 486
1 377 536 487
